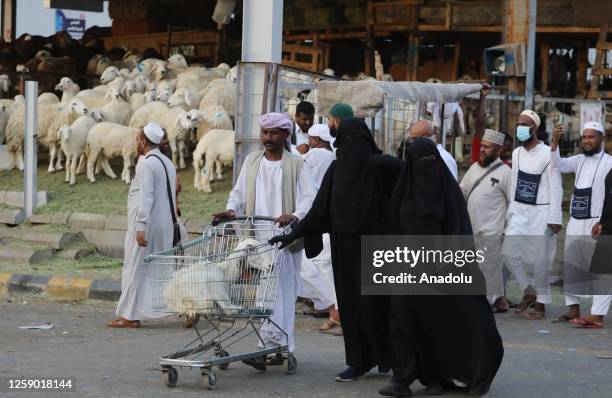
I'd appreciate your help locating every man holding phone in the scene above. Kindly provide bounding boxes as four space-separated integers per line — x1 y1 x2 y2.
551 121 612 327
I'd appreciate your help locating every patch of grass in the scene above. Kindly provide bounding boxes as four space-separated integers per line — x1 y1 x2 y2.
0 164 231 220
0 252 123 280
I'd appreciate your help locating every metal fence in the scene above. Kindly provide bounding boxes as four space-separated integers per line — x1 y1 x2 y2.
235 63 612 181
234 62 339 182
462 94 612 156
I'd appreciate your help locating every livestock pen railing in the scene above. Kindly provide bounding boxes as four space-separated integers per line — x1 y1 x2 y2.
234 62 340 182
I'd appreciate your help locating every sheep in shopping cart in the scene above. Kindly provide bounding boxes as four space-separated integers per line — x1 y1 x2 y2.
164 238 271 317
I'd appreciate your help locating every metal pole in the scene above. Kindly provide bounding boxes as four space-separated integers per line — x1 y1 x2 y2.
24 81 37 218
234 0 284 185
524 0 537 110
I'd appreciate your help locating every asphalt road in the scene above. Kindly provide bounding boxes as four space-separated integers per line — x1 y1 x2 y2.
1 294 611 398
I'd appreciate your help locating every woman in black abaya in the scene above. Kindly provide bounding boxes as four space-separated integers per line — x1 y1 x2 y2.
271 117 403 382
381 138 504 397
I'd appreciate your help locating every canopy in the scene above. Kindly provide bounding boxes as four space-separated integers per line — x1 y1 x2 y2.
316 81 483 117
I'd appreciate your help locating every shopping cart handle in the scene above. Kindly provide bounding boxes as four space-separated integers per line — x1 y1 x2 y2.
211 215 278 226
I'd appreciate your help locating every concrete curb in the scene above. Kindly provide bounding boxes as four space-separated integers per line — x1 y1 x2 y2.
0 272 121 301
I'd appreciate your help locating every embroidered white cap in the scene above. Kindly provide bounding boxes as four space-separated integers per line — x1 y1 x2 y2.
482 129 506 146
520 109 541 128
143 122 164 144
582 121 604 135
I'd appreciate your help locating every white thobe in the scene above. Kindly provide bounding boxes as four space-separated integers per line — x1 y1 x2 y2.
294 123 309 146
437 144 458 181
226 155 316 353
460 158 512 304
297 148 337 310
554 149 612 314
116 150 176 320
501 142 563 304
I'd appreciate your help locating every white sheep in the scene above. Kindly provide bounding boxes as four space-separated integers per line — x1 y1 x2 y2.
0 104 9 143
122 81 147 111
85 122 138 184
46 98 89 172
55 77 80 106
129 102 199 169
99 66 123 85
195 103 233 141
193 128 234 193
38 92 60 104
164 238 266 317
91 87 133 125
226 65 237 82
74 89 109 110
60 114 98 185
0 74 11 97
199 78 236 121
167 87 202 110
5 102 61 170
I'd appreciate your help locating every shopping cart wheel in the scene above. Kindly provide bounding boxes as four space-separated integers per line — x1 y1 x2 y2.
217 350 230 370
202 368 217 390
162 366 178 387
285 353 297 375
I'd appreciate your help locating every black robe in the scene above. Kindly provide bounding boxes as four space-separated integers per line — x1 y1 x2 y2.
590 168 612 275
384 138 504 396
289 118 403 370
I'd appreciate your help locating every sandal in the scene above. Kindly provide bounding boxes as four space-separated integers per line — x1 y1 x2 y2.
514 296 536 314
524 310 545 320
571 317 604 329
319 318 341 331
552 314 578 323
265 354 285 366
108 318 141 328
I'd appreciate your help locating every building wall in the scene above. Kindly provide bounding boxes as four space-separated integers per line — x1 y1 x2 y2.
13 0 111 37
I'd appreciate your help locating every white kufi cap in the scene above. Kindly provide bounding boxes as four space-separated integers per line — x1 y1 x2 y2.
143 122 164 144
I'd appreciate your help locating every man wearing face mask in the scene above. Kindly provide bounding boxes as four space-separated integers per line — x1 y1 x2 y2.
501 110 563 320
550 121 612 327
327 102 354 138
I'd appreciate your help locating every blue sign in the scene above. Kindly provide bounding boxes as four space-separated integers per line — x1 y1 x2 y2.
55 10 86 39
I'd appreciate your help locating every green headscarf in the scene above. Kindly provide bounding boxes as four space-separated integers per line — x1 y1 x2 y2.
329 103 354 119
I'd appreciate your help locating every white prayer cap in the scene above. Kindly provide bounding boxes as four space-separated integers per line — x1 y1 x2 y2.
582 121 604 135
482 129 506 146
520 110 541 128
143 122 164 144
308 123 333 143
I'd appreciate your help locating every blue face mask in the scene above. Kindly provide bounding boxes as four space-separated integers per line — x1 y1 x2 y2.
516 125 532 142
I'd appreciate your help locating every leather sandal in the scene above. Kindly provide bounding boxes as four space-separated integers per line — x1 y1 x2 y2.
514 296 536 313
108 318 141 328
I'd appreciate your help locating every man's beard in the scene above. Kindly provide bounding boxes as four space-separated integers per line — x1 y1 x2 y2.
583 146 601 156
479 153 497 168
329 125 337 137
521 135 535 146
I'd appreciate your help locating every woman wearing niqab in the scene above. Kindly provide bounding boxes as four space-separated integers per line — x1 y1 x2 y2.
271 117 403 381
381 138 504 397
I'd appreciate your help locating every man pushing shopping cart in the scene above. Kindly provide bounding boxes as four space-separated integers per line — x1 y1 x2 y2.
145 112 316 390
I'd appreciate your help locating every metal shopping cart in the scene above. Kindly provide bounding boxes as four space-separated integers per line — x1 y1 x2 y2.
145 216 297 390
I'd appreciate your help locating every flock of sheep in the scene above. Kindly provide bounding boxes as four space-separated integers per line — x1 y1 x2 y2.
0 54 236 193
